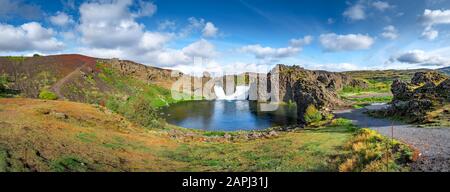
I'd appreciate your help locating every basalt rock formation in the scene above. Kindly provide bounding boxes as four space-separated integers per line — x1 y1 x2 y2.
269 64 368 126
411 71 447 86
98 58 180 89
384 71 449 123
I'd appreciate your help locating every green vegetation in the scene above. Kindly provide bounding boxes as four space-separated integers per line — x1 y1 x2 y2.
0 74 8 97
76 132 97 143
95 61 177 128
39 90 58 100
339 76 394 106
346 96 393 103
6 56 26 62
0 148 7 172
340 81 390 97
339 128 415 172
304 105 323 124
51 156 89 172
162 131 351 171
0 74 19 98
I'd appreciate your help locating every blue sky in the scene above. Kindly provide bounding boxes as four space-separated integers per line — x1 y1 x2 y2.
1 0 450 74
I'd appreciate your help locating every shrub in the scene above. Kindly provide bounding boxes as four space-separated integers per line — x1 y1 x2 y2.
304 105 322 123
124 96 163 129
339 128 416 172
0 75 7 91
39 90 58 100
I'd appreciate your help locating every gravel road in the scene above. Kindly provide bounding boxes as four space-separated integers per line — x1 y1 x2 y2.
334 104 450 172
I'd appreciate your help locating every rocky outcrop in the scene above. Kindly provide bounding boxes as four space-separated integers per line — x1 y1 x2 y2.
411 71 446 86
384 71 449 123
269 64 368 126
98 58 180 89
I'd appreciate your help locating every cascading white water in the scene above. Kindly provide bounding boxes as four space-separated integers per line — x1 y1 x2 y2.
214 85 250 100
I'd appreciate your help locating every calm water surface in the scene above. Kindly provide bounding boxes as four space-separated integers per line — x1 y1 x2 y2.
162 100 297 131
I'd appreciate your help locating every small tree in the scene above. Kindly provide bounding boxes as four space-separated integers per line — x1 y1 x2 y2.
304 105 323 124
39 90 58 100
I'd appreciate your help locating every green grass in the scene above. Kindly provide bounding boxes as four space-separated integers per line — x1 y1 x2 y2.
51 156 89 172
346 96 393 103
0 148 7 172
6 56 26 62
102 136 151 152
202 131 227 137
161 121 357 171
76 132 97 143
38 90 58 100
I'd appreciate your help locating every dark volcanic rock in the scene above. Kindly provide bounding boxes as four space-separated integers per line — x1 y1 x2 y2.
411 71 446 85
391 79 414 101
269 65 367 126
386 71 449 123
436 78 450 101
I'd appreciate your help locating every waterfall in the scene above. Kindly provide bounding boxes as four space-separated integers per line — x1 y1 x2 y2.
214 85 249 100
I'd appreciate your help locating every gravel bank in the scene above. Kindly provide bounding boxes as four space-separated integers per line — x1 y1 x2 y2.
334 105 450 172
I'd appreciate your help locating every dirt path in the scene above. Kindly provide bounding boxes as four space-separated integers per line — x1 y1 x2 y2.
334 104 450 172
51 65 85 99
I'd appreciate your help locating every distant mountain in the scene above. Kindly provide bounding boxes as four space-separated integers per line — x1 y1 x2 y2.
439 66 450 75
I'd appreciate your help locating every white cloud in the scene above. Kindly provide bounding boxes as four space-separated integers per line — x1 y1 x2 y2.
170 61 275 75
305 62 360 72
138 32 172 51
0 22 64 52
289 36 313 47
421 9 450 26
77 0 217 67
421 26 439 40
133 0 157 17
158 20 176 31
392 49 450 66
202 22 218 37
182 39 217 58
381 25 398 40
49 12 74 26
179 17 217 38
372 1 391 11
420 9 450 40
240 44 300 59
319 33 374 52
343 3 366 21
240 36 312 59
78 0 145 48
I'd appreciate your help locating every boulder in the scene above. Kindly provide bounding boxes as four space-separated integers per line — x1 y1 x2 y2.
391 79 414 101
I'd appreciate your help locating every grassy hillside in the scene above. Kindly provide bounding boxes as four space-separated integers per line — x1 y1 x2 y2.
0 98 413 172
0 55 184 129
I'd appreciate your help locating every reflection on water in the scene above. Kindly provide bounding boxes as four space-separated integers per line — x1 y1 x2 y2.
162 100 297 131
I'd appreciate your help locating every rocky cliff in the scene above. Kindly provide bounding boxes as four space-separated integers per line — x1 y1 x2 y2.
269 64 368 125
98 58 179 89
383 71 449 123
